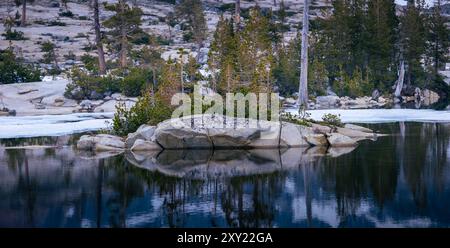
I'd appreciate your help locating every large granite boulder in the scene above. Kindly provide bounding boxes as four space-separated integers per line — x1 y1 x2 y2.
153 115 315 149
154 116 212 149
304 134 328 146
326 133 357 147
130 139 162 151
125 124 156 148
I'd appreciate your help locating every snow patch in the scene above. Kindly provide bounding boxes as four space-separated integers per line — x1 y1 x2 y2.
285 108 450 123
0 113 113 139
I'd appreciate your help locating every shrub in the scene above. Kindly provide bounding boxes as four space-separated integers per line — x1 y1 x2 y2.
59 11 74 18
121 68 153 97
65 68 120 100
281 112 312 127
112 92 173 136
48 20 66 26
80 54 99 73
321 113 343 131
2 30 26 40
0 49 41 84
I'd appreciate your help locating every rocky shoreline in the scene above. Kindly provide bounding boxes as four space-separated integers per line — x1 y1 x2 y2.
76 114 383 152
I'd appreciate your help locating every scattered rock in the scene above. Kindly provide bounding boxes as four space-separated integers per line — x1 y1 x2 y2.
422 89 440 105
89 91 103 100
316 96 340 106
79 100 93 111
284 97 297 105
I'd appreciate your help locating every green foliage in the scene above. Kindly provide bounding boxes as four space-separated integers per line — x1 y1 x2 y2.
333 67 373 97
59 11 74 18
80 54 99 73
103 1 143 68
209 8 278 95
65 68 120 100
48 20 66 26
321 113 343 129
175 0 207 46
280 112 312 127
2 30 26 40
112 92 173 136
0 49 41 84
121 68 153 97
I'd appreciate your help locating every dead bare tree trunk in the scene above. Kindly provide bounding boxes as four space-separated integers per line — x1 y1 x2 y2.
21 0 26 27
93 0 107 75
298 0 310 108
119 0 127 69
395 60 405 98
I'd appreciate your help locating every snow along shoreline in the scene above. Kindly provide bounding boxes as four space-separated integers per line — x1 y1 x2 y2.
0 113 114 139
0 109 449 139
286 108 450 123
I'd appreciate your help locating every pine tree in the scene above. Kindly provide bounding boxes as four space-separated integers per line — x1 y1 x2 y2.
103 0 143 69
156 60 181 105
400 0 427 86
366 0 398 90
427 0 449 76
176 0 207 49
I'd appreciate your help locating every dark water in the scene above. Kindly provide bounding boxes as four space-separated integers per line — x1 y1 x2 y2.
0 122 449 228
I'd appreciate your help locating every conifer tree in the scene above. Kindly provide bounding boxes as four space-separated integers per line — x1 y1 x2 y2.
427 0 449 75
176 0 207 49
366 0 398 90
103 0 143 69
400 0 427 86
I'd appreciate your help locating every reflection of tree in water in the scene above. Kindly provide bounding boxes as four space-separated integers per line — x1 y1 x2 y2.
103 156 145 227
220 173 285 228
400 123 449 210
4 149 38 227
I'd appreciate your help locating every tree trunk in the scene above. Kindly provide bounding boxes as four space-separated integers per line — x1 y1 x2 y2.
235 0 240 27
119 0 127 69
21 0 26 27
180 63 184 94
395 60 405 98
298 0 309 108
93 0 107 75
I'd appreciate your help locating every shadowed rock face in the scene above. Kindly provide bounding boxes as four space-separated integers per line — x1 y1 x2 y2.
124 146 356 179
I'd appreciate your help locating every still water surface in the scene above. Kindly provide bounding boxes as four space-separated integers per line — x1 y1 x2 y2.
0 122 449 227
